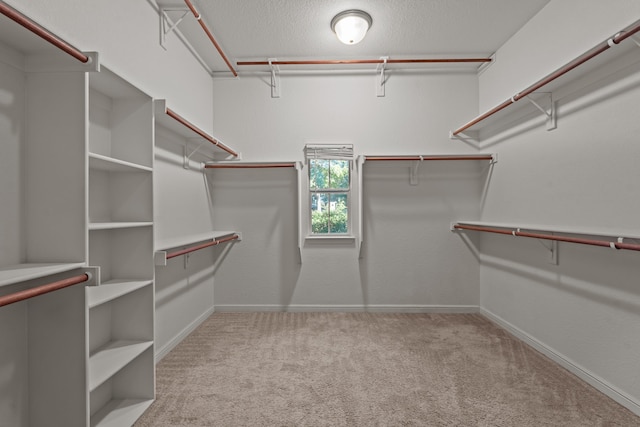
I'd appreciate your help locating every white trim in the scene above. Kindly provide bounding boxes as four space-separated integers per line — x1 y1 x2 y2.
481 308 640 416
154 306 215 363
214 304 480 313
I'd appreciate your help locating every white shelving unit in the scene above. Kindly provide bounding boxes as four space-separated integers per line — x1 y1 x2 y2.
0 7 95 426
86 67 155 427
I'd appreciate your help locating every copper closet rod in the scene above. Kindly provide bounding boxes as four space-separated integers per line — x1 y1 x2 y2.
452 19 640 136
0 273 90 308
0 2 89 63
365 155 494 161
238 58 492 66
165 108 238 158
205 163 296 169
453 224 640 252
184 0 237 77
166 234 239 259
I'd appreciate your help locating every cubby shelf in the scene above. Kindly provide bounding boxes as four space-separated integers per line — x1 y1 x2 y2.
90 399 154 427
89 340 154 391
86 280 153 309
89 153 153 173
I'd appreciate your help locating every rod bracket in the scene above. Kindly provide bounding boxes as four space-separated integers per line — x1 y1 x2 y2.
160 7 190 50
269 58 281 98
409 156 423 185
537 238 559 265
376 56 388 97
526 92 556 131
184 140 208 169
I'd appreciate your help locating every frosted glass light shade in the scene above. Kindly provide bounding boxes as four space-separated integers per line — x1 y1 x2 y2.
331 10 372 45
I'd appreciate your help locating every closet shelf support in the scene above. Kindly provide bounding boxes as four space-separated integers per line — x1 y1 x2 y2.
525 93 556 131
269 58 281 98
377 56 388 97
155 234 241 266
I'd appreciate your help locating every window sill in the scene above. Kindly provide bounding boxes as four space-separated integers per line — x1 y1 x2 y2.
305 234 356 242
304 234 357 245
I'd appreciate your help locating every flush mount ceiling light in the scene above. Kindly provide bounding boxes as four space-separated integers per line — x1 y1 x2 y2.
330 9 372 45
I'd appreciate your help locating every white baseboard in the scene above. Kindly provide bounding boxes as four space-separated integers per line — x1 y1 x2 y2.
481 308 640 416
214 304 480 313
155 306 216 363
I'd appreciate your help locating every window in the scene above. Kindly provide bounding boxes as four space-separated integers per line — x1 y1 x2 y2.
304 145 354 236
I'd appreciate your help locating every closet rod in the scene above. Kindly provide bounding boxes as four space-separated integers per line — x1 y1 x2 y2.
453 224 640 252
451 18 640 136
0 273 90 308
166 234 239 260
365 155 494 161
184 0 237 77
165 108 238 158
0 2 89 63
238 58 491 66
205 163 296 169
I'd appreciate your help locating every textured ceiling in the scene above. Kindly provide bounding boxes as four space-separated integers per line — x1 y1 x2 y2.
164 0 551 74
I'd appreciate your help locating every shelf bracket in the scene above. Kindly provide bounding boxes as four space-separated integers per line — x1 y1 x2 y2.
184 140 209 169
160 7 190 50
409 156 423 185
269 58 281 98
376 56 388 97
526 93 556 131
537 238 559 265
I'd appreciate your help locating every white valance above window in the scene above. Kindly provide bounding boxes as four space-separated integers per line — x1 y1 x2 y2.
304 144 354 161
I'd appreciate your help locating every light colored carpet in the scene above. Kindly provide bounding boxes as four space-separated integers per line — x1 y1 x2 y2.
135 312 639 426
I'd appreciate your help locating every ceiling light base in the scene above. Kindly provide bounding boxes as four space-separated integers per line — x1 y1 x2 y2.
331 9 372 45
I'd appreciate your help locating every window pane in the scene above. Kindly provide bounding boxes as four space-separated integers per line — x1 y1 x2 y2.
311 193 329 233
329 160 349 189
309 159 349 190
328 193 348 233
309 159 328 190
311 192 348 234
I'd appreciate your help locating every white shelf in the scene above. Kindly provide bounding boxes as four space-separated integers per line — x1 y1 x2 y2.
455 221 640 240
89 340 153 392
0 262 86 287
86 280 153 309
91 399 154 427
89 153 152 173
155 230 237 251
89 222 153 231
450 30 639 139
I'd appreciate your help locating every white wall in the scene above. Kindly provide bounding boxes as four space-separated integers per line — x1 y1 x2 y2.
478 0 640 413
153 126 221 357
211 72 484 311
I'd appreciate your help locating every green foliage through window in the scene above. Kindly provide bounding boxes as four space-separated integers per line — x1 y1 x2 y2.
309 159 350 234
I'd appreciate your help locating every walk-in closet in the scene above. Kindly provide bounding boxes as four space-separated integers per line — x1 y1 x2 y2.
1 1 639 425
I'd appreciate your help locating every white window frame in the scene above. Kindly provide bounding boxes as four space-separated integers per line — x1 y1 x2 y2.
299 144 362 245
